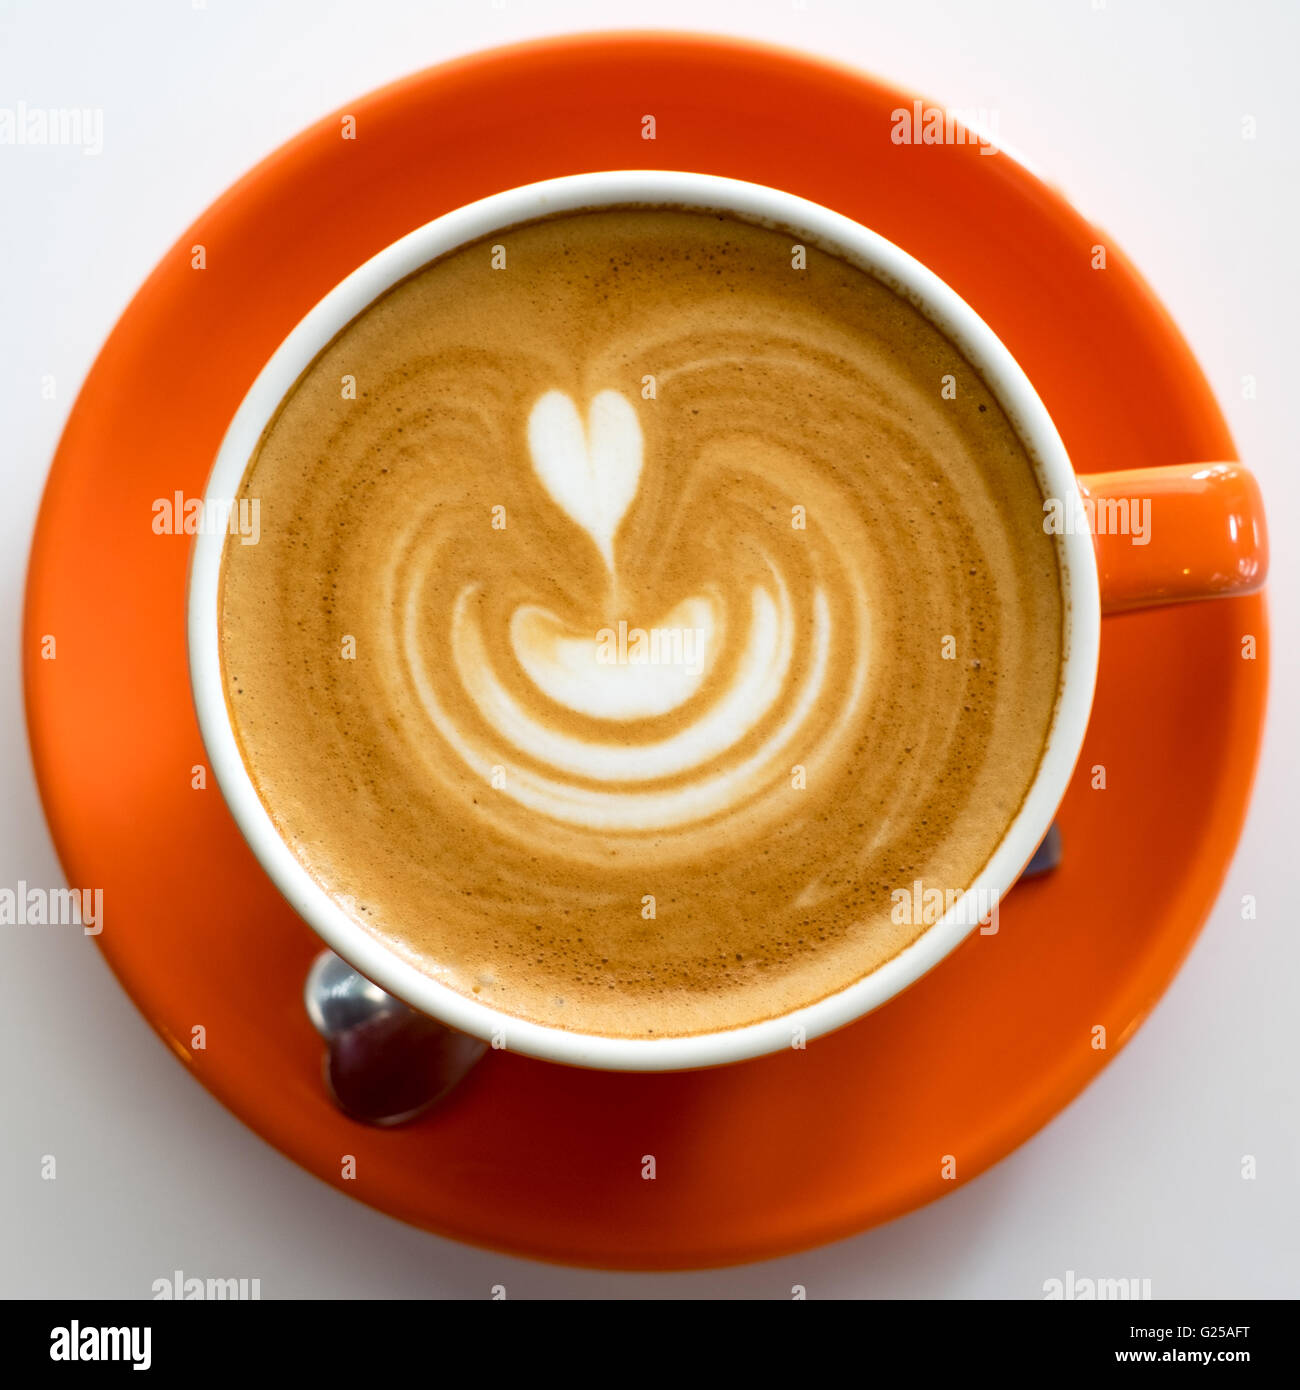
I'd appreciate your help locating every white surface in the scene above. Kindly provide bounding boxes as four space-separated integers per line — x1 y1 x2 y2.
1 0 1295 1298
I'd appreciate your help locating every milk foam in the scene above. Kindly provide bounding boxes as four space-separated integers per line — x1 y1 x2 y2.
527 389 642 575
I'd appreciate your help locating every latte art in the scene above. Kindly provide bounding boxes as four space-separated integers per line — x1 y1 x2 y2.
399 385 868 844
219 208 1063 1037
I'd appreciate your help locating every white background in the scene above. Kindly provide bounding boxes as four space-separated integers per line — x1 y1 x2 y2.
1 0 1296 1298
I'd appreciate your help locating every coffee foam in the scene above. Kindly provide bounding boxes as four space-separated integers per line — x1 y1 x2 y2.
219 208 1063 1037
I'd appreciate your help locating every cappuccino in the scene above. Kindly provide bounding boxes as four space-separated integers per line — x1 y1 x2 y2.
218 207 1063 1037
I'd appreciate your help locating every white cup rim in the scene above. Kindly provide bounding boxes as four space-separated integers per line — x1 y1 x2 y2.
187 170 1100 1072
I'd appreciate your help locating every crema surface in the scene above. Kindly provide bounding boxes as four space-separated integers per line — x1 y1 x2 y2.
219 207 1063 1037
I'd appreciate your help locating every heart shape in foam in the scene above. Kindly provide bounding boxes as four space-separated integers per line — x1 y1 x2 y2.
526 389 643 572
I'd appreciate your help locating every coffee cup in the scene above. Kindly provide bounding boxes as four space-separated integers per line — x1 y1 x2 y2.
188 171 1267 1072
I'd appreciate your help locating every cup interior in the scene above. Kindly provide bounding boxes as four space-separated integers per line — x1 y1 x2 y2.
187 170 1100 1071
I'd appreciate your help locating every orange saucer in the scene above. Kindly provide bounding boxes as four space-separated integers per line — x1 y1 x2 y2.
23 33 1267 1268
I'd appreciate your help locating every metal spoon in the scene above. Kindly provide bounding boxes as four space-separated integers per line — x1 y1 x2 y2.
304 950 486 1126
1021 821 1063 878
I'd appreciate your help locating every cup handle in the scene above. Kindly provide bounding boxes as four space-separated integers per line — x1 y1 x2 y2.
1073 463 1268 614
